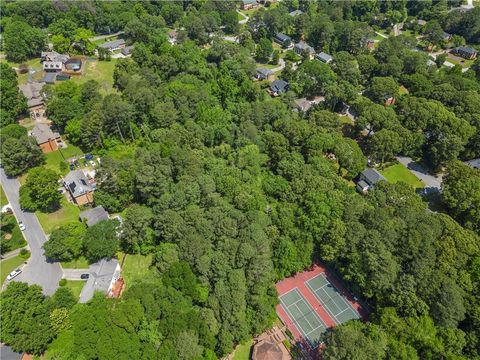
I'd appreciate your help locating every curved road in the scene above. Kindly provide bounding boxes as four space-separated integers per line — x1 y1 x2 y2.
1 169 62 295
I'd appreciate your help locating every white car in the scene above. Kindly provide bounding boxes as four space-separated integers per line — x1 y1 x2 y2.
89 160 96 167
19 221 26 231
7 268 22 281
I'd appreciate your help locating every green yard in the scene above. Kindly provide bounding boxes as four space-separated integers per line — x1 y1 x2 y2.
65 280 86 298
45 144 84 175
233 341 253 360
0 255 25 285
71 59 117 94
0 185 8 207
0 56 42 85
0 214 27 254
61 256 90 269
380 163 424 189
119 253 154 290
36 197 81 235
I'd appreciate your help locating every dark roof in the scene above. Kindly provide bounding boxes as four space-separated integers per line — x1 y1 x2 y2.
42 72 57 84
80 206 109 227
98 38 125 49
360 168 386 185
466 158 480 169
294 42 315 53
270 79 289 93
31 123 61 144
357 180 369 189
275 33 291 42
256 68 274 76
454 46 477 56
0 345 22 360
121 45 134 56
64 170 93 198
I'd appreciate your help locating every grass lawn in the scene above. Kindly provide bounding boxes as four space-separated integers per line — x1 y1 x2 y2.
119 253 153 290
36 197 80 235
45 143 84 175
0 185 8 207
61 256 90 269
0 57 42 85
71 59 117 94
1 214 27 254
0 255 25 285
256 61 278 70
65 280 86 298
380 163 424 189
446 56 475 68
233 340 253 360
399 85 410 95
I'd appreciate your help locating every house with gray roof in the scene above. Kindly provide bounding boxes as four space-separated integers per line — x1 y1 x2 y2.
274 33 292 48
0 345 23 360
18 82 44 110
41 51 69 63
256 67 274 81
79 259 121 303
357 168 386 193
80 206 110 227
294 42 315 59
98 38 126 52
316 52 333 64
63 169 94 205
466 159 480 170
269 79 289 96
30 123 62 153
121 45 134 56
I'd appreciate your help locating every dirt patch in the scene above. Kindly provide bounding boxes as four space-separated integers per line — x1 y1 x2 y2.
4 233 12 240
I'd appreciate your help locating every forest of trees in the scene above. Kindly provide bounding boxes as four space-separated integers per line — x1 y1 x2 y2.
0 1 479 359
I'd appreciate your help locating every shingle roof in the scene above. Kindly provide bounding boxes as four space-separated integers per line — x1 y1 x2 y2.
64 170 93 198
98 38 125 49
270 79 289 93
275 33 291 42
31 123 60 144
466 158 480 169
79 259 120 303
316 52 333 63
0 345 22 360
295 42 315 53
18 82 44 108
455 46 477 56
361 168 386 185
289 10 303 16
256 68 274 76
121 45 134 56
80 206 110 227
252 340 287 360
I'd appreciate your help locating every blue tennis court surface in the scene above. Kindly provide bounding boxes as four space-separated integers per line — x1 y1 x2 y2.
306 273 360 324
279 288 326 348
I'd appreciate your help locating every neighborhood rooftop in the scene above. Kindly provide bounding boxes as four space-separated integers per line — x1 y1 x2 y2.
316 52 333 63
30 123 60 145
79 206 110 227
98 38 126 49
270 79 289 93
18 82 44 108
361 168 386 185
256 67 274 76
79 259 120 303
63 170 93 198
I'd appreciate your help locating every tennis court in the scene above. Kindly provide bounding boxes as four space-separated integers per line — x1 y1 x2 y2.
306 273 360 324
279 288 327 348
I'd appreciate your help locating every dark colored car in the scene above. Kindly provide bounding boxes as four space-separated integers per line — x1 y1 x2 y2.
85 154 94 161
80 274 89 280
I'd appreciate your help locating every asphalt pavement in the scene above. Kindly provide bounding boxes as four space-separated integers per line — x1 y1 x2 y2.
0 169 62 295
396 156 443 190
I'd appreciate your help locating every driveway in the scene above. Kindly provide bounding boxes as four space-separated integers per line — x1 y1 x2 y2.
0 169 62 295
63 268 90 280
396 156 443 190
237 10 249 25
271 58 286 73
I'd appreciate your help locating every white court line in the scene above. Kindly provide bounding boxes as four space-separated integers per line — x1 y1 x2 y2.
305 323 326 337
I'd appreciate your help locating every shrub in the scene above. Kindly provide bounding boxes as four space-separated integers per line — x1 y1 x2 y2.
59 278 67 286
19 248 30 259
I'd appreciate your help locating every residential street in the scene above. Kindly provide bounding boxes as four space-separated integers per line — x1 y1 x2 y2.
0 169 62 295
396 156 443 190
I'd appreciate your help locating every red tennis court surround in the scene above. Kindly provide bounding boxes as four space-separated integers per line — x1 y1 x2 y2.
276 264 367 349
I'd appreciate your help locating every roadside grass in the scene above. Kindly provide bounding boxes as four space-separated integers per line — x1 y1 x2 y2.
0 185 8 207
119 253 154 290
1 214 27 254
61 256 90 269
232 340 253 360
65 280 86 298
380 163 424 189
71 59 117 94
0 255 25 285
45 144 84 175
36 197 80 235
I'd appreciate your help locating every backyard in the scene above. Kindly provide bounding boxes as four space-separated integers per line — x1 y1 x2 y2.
45 143 84 175
65 280 86 298
0 214 27 254
119 253 154 290
70 59 117 94
380 163 424 189
232 341 253 360
36 197 81 235
0 255 25 285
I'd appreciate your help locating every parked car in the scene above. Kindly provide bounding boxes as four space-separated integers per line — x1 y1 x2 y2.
89 160 96 167
19 221 26 231
80 273 89 280
85 153 94 161
7 268 22 281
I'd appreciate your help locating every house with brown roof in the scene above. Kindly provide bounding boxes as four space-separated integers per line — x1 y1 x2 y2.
30 123 63 153
18 82 44 111
252 326 291 360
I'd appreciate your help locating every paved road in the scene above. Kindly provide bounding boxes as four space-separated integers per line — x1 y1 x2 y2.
63 268 90 280
89 31 124 42
0 169 62 295
396 156 443 190
271 58 286 73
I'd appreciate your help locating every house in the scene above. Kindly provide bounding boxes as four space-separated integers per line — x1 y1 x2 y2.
241 0 258 10
65 58 82 72
252 326 291 360
63 169 94 205
168 30 178 45
316 51 333 64
43 61 63 72
269 79 289 96
30 123 62 153
41 51 69 64
121 45 134 56
452 46 478 60
294 42 315 59
79 259 121 303
18 82 44 111
356 168 386 193
98 38 126 52
384 95 396 106
442 31 452 41
0 345 23 360
289 9 303 16
465 159 480 169
256 67 275 81
274 33 292 48
79 206 110 227
426 59 437 68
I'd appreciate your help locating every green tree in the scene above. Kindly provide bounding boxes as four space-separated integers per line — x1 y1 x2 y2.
256 38 273 62
43 222 86 261
19 167 61 211
83 220 119 262
0 63 28 127
3 20 46 62
366 77 399 104
0 136 44 176
121 204 155 254
367 129 403 164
